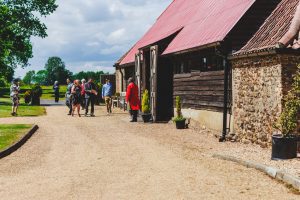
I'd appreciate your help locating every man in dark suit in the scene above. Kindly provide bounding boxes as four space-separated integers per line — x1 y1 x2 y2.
85 78 97 117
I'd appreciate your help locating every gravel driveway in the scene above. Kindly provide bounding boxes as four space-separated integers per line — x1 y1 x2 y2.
0 105 298 200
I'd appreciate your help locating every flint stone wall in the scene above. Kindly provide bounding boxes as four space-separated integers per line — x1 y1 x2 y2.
232 54 299 146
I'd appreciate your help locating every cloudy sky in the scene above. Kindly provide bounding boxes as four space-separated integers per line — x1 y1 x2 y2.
15 0 172 78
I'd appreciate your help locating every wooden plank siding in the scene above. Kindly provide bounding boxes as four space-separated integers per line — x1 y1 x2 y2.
173 70 226 112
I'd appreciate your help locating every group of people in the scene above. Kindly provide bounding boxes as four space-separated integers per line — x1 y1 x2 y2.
56 76 140 122
63 78 113 117
7 76 140 122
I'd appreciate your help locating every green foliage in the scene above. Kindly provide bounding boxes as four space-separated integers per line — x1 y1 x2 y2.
72 71 105 83
173 96 185 122
23 70 35 85
0 77 8 87
32 70 47 85
0 1 57 78
31 84 43 97
44 57 72 85
31 84 42 105
142 89 151 113
24 90 32 104
275 65 300 136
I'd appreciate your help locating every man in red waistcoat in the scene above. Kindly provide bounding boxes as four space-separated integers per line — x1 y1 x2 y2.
126 77 140 122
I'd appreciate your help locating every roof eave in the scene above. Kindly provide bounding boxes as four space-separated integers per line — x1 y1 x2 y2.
230 47 300 60
117 61 135 68
163 41 222 56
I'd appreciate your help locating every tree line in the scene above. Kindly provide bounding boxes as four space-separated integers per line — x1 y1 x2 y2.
23 57 107 85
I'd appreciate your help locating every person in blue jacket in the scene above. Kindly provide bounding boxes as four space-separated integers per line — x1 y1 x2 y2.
102 79 113 114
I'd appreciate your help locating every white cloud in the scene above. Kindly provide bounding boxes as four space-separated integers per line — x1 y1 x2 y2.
15 0 172 78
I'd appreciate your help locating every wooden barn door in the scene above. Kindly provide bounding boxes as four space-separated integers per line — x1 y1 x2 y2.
135 52 142 98
150 45 158 122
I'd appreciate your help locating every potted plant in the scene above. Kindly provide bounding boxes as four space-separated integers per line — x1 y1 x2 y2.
141 89 152 123
173 96 186 129
273 66 300 160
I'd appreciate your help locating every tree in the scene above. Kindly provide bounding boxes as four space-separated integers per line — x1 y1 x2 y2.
44 57 72 85
72 71 105 83
32 70 47 85
0 1 57 81
23 70 35 85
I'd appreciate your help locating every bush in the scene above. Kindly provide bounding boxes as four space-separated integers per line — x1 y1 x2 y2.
173 96 185 122
24 90 32 104
0 78 8 87
31 84 43 105
274 65 300 137
142 89 150 113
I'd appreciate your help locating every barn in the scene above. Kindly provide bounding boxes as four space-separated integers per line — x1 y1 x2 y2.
115 0 285 136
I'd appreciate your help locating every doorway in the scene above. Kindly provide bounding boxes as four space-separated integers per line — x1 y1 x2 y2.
141 46 174 122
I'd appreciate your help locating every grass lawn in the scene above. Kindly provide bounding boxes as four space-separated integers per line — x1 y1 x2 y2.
0 98 46 118
0 124 33 151
41 85 67 100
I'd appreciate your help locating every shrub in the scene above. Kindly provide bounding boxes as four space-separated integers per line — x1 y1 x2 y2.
173 96 185 122
141 89 150 113
0 78 8 87
31 84 43 105
24 90 32 104
274 65 300 137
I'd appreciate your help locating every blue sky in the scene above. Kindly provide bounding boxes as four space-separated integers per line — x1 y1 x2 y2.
15 0 171 78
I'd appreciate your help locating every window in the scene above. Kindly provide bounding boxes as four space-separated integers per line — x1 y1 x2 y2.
173 49 225 74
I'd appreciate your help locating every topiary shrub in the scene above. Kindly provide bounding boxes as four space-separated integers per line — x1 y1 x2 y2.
24 90 32 104
173 96 186 122
274 65 300 137
142 89 150 114
31 84 42 105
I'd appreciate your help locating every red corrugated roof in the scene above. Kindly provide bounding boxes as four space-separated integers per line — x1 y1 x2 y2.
119 0 256 65
234 0 300 55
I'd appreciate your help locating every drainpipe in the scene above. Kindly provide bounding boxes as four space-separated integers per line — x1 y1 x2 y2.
219 58 229 142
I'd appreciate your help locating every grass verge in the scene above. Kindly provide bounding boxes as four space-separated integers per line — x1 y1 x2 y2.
41 85 67 100
0 98 46 118
0 124 32 151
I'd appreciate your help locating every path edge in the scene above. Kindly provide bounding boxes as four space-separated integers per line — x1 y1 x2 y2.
0 124 39 159
212 154 300 191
